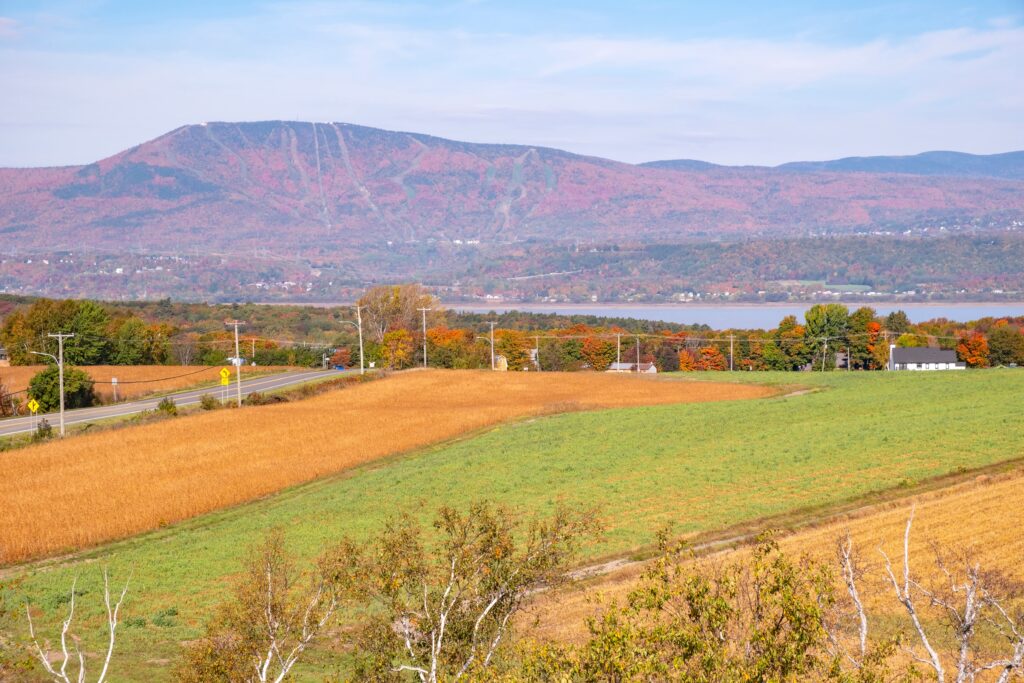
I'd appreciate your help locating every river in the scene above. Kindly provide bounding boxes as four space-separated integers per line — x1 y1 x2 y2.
448 302 1024 329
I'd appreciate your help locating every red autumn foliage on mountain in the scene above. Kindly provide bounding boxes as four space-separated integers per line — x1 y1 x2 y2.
2 121 1022 257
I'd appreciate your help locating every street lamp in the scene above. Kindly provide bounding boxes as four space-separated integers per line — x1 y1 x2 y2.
29 350 65 437
337 312 365 375
488 322 496 370
475 335 495 370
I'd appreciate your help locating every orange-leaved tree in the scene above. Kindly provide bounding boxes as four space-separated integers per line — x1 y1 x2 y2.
956 331 989 368
695 346 727 371
581 337 616 371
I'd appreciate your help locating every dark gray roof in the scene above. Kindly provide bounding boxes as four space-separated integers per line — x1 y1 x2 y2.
891 347 959 364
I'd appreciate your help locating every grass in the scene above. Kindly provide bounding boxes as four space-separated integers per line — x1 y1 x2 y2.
0 364 300 403
0 370 765 564
5 369 1023 681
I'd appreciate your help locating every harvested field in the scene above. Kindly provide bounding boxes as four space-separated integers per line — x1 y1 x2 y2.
0 364 298 403
531 466 1024 643
0 370 770 564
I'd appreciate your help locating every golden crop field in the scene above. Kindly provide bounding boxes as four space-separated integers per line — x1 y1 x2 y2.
531 468 1024 643
0 364 299 402
0 370 771 564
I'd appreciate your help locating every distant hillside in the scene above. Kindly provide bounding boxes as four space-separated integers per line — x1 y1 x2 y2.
644 150 1024 179
1 121 1023 301
638 159 726 171
1 121 1022 259
776 150 1024 179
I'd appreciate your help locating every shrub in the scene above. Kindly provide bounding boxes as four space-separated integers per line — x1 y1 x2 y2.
32 418 54 443
27 365 96 412
241 391 287 406
199 394 220 411
156 397 177 416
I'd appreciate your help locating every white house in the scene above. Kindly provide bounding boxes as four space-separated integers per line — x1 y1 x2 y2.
889 345 965 371
607 362 658 374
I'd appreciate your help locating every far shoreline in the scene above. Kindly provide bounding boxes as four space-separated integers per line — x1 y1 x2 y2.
257 300 1024 309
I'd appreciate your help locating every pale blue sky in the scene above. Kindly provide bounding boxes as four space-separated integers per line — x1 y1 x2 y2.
1 1 1022 167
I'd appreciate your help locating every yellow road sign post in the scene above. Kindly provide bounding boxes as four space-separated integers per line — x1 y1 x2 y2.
27 399 39 414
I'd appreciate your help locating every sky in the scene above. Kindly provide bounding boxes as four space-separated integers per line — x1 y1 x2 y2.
1 0 1022 167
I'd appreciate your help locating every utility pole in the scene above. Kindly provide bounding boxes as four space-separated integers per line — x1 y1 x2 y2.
534 335 541 371
635 335 640 373
729 334 735 371
417 307 431 368
46 332 74 437
847 346 852 372
488 322 497 370
616 333 622 369
356 305 365 375
225 320 245 406
821 337 829 372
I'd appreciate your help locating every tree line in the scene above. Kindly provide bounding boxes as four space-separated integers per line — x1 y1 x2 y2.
2 290 1023 373
345 288 1024 372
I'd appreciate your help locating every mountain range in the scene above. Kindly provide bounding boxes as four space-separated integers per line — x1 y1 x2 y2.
0 121 1022 302
1 121 1022 255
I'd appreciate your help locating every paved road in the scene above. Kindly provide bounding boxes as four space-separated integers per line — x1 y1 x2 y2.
0 368 339 437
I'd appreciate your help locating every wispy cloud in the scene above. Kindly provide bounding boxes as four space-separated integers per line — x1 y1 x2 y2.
0 2 1021 166
0 17 19 39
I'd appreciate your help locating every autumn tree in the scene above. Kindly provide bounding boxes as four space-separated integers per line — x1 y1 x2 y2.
329 347 352 368
330 501 601 682
776 315 813 370
524 533 886 681
846 307 878 370
0 299 109 365
581 337 616 371
895 333 926 348
804 304 849 370
987 325 1024 366
538 336 585 371
956 331 990 368
495 329 533 371
178 530 343 683
357 285 441 344
695 345 727 371
426 327 482 369
379 329 415 369
677 349 696 371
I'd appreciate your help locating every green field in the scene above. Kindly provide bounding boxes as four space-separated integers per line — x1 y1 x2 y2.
5 370 1024 680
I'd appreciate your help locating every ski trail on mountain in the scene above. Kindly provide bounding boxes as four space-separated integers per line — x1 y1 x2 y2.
331 123 390 234
391 135 430 241
285 124 314 209
311 123 332 229
492 149 532 237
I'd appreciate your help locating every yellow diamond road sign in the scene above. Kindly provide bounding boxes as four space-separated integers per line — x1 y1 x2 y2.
219 368 231 380
27 399 39 414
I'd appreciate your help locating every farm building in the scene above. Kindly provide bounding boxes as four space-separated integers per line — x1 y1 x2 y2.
607 362 658 374
889 346 965 371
